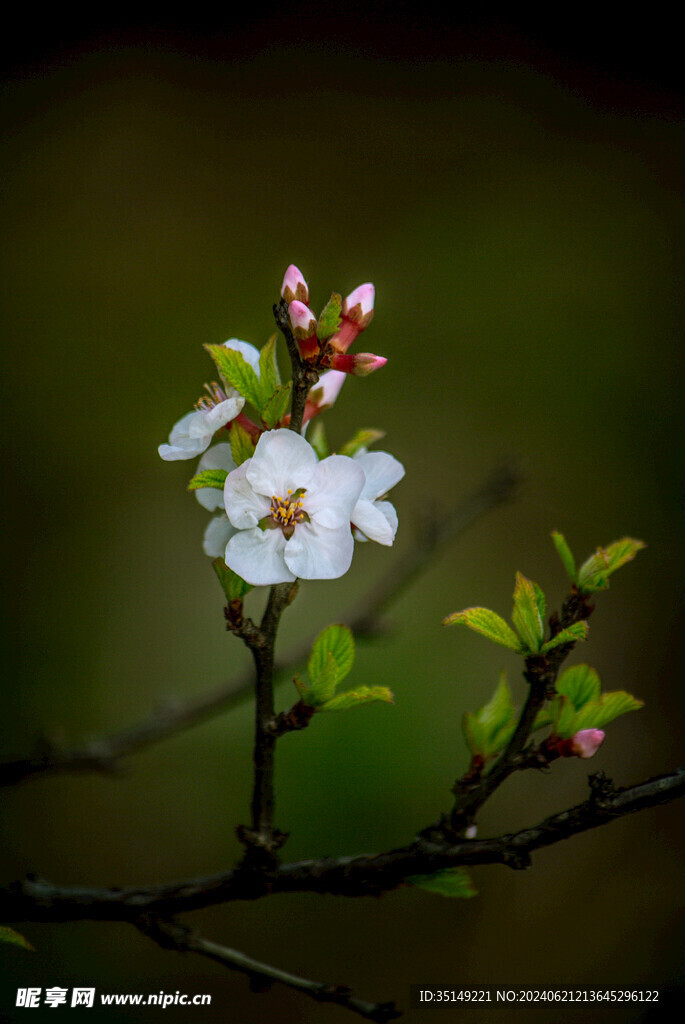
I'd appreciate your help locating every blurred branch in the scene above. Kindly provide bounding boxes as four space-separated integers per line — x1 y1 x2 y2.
3 766 682 921
0 463 520 788
137 916 400 1023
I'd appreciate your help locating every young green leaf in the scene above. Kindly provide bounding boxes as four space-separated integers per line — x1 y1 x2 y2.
577 537 646 593
308 420 330 460
293 675 312 701
511 572 545 652
187 468 228 492
212 558 253 602
407 867 477 898
319 686 394 712
229 421 256 466
443 608 524 653
339 428 386 458
462 711 489 759
540 621 589 653
258 335 281 400
261 383 292 429
308 651 340 706
316 292 343 341
205 344 263 409
551 531 577 582
0 926 34 951
566 691 644 734
308 625 355 687
555 664 601 709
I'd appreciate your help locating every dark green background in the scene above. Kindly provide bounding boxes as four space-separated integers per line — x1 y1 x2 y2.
1 12 683 1022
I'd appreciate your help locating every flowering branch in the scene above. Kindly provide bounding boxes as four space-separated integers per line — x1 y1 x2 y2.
273 298 318 434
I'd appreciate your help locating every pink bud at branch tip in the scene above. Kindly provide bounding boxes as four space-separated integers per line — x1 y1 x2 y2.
570 729 605 759
343 282 375 323
281 264 309 305
330 352 387 376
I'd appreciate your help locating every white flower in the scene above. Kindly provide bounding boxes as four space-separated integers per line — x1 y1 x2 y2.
351 450 405 545
192 443 239 558
158 339 260 462
223 429 365 585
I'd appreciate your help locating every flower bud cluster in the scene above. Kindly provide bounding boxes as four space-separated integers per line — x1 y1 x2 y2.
280 265 386 376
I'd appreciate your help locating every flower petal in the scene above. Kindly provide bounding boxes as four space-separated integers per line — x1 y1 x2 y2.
195 443 236 511
159 412 210 461
203 514 236 558
354 451 405 501
352 498 398 546
224 461 271 529
284 521 355 580
194 396 244 433
304 455 365 529
225 527 294 585
246 429 318 499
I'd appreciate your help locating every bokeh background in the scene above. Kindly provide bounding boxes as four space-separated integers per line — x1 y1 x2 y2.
1 7 683 1022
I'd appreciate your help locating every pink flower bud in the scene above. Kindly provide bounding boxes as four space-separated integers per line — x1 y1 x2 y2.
302 370 346 425
343 282 375 323
289 300 319 360
330 352 387 376
570 729 605 759
281 264 309 304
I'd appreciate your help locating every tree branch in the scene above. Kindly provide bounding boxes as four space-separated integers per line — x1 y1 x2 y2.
136 916 400 1022
3 767 682 922
0 465 520 788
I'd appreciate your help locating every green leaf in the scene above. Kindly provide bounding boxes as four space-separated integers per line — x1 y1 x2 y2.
308 420 330 460
556 664 601 709
339 428 386 458
577 537 646 593
212 558 253 601
319 686 394 711
511 572 545 652
316 292 343 341
555 696 579 738
261 383 292 429
566 691 644 734
540 621 589 653
443 608 524 653
293 675 311 701
205 344 263 409
551 531 577 582
229 421 256 466
258 335 281 401
408 867 477 899
308 625 355 688
0 926 34 951
479 674 518 757
187 468 228 492
308 651 340 706
462 711 488 758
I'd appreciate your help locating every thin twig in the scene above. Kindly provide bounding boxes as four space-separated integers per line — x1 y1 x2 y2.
4 766 682 921
137 916 401 1022
0 465 520 788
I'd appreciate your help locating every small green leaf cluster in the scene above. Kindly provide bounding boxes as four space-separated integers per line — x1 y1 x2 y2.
443 573 588 656
462 673 517 762
294 625 393 712
552 533 646 594
533 665 643 739
205 336 292 431
408 867 477 899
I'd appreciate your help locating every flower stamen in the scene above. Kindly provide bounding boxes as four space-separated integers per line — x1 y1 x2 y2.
270 490 308 539
195 382 228 412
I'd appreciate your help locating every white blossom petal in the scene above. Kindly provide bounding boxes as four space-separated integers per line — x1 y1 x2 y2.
354 451 405 500
195 395 244 432
284 521 355 580
203 514 237 558
225 527 294 585
352 498 398 546
224 461 271 529
158 396 244 462
305 455 365 530
195 443 236 512
246 429 318 498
